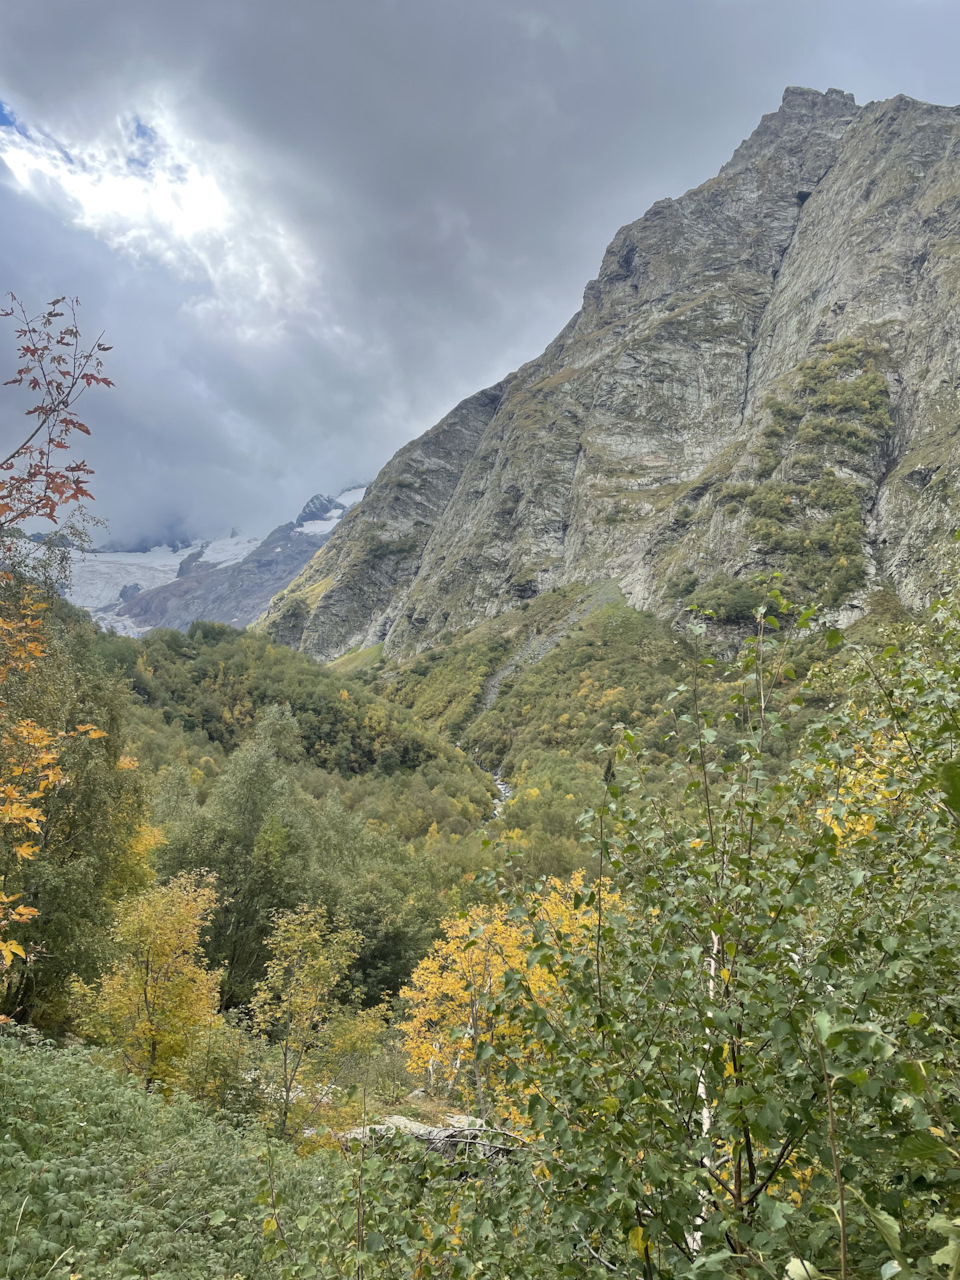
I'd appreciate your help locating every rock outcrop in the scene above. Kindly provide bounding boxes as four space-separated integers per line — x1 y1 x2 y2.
264 88 960 659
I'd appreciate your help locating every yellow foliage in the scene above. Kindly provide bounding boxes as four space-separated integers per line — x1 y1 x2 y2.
599 685 626 706
0 892 37 968
130 824 165 858
0 587 98 968
813 726 913 844
75 723 107 739
72 873 221 1091
251 904 383 1137
400 872 616 1117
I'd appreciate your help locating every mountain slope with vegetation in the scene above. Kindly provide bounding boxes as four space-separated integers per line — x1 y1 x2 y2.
5 584 960 1280
265 87 960 661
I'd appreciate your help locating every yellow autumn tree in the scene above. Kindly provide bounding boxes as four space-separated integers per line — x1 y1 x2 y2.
73 873 221 1091
812 716 914 847
399 871 616 1117
0 592 55 967
0 588 111 976
251 904 384 1138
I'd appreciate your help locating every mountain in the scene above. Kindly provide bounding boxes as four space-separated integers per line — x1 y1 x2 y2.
262 87 960 662
67 487 366 634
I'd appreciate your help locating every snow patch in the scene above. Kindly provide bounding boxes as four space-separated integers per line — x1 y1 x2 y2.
67 545 199 611
66 483 369 635
292 487 364 538
337 487 367 508
198 533 263 566
66 543 207 635
295 512 343 537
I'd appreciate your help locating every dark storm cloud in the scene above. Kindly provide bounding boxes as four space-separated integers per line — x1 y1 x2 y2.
1 0 958 543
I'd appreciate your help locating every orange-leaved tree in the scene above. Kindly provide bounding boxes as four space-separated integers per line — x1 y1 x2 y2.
0 293 111 542
0 295 111 976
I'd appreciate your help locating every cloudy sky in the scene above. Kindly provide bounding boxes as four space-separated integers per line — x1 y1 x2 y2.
1 0 958 546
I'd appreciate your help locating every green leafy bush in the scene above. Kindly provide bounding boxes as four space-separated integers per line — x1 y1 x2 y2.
0 1036 265 1278
480 597 960 1278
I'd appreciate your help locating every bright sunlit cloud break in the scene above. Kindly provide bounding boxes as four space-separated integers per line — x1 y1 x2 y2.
0 99 316 333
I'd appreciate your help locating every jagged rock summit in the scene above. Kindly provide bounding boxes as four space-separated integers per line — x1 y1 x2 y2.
264 88 960 661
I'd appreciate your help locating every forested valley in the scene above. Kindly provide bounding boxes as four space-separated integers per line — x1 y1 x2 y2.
2 302 960 1280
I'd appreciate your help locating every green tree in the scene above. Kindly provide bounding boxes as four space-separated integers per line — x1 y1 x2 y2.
311 793 443 1004
0 602 151 1029
0 296 115 1019
158 706 326 1007
251 904 381 1139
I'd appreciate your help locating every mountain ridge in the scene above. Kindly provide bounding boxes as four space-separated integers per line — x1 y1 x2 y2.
263 87 960 660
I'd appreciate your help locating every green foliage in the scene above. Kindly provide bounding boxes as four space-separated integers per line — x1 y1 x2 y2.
730 339 895 608
107 621 449 774
689 571 767 622
690 342 895 619
0 1035 266 1278
99 620 496 842
157 712 450 1007
258 1131 597 1278
746 469 870 605
360 530 421 562
478 596 960 1277
0 1036 605 1278
0 599 150 1029
311 794 458 1004
250 905 381 1139
9 583 960 1280
158 708 330 1008
387 633 509 739
380 590 688 872
665 567 699 598
464 601 682 774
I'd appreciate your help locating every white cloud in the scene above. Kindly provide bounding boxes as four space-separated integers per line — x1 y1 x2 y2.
0 100 317 337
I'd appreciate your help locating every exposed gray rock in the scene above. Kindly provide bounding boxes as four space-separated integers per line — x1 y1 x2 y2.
264 88 960 659
267 384 505 661
340 1113 507 1159
115 522 329 632
296 493 339 525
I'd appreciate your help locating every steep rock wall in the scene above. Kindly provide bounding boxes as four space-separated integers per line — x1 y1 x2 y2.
269 384 504 659
264 87 960 660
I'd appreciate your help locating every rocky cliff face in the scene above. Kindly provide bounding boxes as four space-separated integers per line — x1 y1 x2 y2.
264 88 960 661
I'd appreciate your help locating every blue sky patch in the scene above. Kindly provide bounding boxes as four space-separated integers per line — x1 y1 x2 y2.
126 116 159 171
0 99 31 137
133 118 157 144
